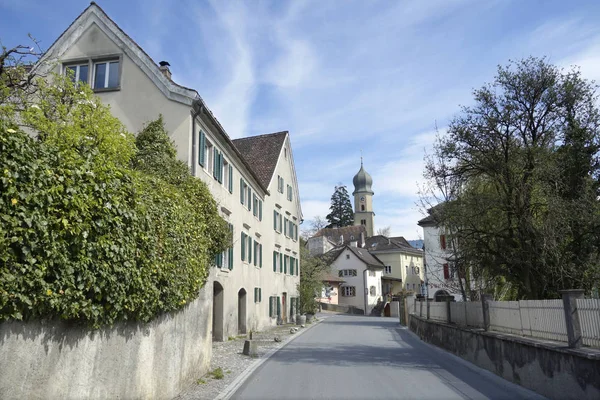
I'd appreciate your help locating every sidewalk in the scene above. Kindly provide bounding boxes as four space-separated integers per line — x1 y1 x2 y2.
175 314 329 400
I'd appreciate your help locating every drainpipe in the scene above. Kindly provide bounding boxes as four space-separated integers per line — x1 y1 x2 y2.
363 268 368 315
190 99 204 176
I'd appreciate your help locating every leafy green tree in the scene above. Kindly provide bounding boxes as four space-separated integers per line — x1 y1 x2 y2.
326 185 354 228
0 42 228 326
297 239 330 314
423 57 600 300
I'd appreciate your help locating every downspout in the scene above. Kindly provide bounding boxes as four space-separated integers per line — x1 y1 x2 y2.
190 99 204 176
363 268 368 315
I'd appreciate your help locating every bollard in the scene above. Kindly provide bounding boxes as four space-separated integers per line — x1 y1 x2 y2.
426 297 431 320
560 289 585 349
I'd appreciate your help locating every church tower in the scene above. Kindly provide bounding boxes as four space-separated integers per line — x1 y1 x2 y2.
352 158 375 237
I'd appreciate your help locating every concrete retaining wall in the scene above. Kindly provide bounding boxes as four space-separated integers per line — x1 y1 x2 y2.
409 315 600 400
0 285 212 399
319 302 364 315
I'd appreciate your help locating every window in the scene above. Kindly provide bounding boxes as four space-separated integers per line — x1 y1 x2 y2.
215 224 234 270
254 288 262 303
223 159 231 191
341 286 356 297
273 210 282 233
361 204 365 211
361 219 366 226
346 254 350 260
206 140 214 175
440 234 447 250
406 283 410 290
384 265 392 274
284 147 287 159
252 195 263 220
278 176 284 193
65 64 89 85
369 270 376 277
240 179 252 211
338 269 357 277
443 263 450 280
241 232 252 263
93 60 120 90
369 286 376 296
253 240 262 268
273 251 280 272
287 184 293 201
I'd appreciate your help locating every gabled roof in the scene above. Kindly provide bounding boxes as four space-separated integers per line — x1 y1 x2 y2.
418 203 446 227
365 235 423 256
232 131 287 189
34 2 272 194
313 225 366 246
327 244 384 269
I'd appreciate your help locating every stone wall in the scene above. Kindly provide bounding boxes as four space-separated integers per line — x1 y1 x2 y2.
409 314 600 400
0 285 212 399
319 302 364 315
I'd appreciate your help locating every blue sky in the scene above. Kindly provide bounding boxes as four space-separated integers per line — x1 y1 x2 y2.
2 0 600 239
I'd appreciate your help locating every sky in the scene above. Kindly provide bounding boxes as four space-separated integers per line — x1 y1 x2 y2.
2 0 600 239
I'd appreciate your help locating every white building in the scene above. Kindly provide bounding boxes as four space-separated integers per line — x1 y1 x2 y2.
328 245 384 315
34 3 302 340
418 206 462 301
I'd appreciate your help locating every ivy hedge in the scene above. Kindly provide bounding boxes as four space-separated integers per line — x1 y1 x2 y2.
0 74 229 327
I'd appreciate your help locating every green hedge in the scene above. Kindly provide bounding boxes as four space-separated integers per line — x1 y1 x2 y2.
0 76 228 327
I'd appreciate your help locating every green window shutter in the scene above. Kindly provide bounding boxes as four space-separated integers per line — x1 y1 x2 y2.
269 297 273 317
241 232 246 261
284 218 287 236
253 240 257 266
254 288 257 303
273 251 277 272
273 210 277 230
213 147 218 179
247 187 252 211
259 288 262 302
229 246 233 270
198 131 205 166
285 256 288 274
217 153 223 183
240 179 244 204
279 253 283 273
259 244 263 268
248 236 252 264
291 258 295 275
259 201 263 221
228 165 233 193
277 297 281 317
279 214 282 232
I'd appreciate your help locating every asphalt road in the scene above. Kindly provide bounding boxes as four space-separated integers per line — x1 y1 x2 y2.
231 314 547 400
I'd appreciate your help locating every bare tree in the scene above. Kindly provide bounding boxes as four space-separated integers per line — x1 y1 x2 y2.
300 215 328 240
376 226 391 237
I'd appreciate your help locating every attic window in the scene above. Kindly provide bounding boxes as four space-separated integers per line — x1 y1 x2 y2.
284 147 287 159
346 254 350 260
93 59 120 90
65 64 89 85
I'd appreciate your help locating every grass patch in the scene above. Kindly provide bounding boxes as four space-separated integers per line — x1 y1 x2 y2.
210 367 224 380
197 379 206 385
226 369 232 374
227 336 236 341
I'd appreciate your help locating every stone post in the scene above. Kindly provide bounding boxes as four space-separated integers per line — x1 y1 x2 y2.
560 289 585 349
480 292 493 331
440 295 453 324
426 297 431 320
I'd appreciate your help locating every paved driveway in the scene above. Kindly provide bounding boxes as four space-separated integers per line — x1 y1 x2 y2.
232 315 546 400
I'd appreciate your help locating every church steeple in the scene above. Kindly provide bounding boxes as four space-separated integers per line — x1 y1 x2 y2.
352 158 375 237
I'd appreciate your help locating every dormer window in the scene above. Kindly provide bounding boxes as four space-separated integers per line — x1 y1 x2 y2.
93 59 120 90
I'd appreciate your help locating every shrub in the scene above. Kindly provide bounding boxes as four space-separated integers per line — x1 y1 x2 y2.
0 74 228 327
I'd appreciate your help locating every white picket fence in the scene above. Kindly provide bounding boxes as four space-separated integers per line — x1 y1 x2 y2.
577 298 600 348
489 300 568 342
412 297 600 348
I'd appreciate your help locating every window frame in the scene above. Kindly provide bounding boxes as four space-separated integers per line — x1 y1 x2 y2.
91 55 122 92
63 62 90 86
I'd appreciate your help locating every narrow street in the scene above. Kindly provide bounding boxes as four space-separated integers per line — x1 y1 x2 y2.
231 315 546 400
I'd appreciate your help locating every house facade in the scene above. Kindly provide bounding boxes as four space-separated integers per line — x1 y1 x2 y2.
34 3 302 340
329 245 384 315
418 207 462 301
365 236 425 297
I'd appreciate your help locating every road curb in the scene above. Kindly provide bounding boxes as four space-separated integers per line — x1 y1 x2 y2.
215 317 326 400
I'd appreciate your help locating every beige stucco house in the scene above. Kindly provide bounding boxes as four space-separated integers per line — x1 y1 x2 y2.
34 3 302 341
365 236 425 297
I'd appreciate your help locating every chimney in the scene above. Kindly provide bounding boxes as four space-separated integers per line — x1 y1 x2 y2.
359 231 365 247
159 61 172 80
